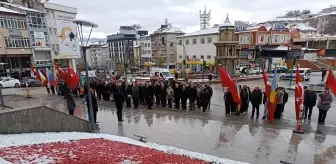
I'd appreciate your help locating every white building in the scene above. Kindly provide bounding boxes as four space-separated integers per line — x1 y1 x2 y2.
85 43 109 69
138 35 152 66
44 2 80 72
176 27 218 72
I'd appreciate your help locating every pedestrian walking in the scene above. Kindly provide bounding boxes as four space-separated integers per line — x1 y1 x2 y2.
113 82 124 122
317 87 333 125
65 88 76 115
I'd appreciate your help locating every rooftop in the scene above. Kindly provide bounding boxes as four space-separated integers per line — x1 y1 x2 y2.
0 6 25 15
152 21 184 34
177 27 218 38
0 1 44 13
290 23 316 31
220 14 234 27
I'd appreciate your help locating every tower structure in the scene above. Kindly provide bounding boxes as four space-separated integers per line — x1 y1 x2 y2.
214 14 239 75
199 5 211 30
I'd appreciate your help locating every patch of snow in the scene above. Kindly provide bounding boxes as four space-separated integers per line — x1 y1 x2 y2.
0 132 248 164
0 158 12 164
0 7 24 15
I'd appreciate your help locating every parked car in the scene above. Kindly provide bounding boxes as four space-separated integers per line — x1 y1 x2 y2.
21 77 42 87
0 77 20 88
272 67 288 73
279 68 312 81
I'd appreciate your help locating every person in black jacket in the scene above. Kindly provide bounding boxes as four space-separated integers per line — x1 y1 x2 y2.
125 83 132 108
160 82 167 107
113 82 124 122
181 84 188 110
145 81 154 110
262 91 268 120
96 80 104 100
250 86 263 119
188 83 197 111
86 88 99 123
174 83 181 109
154 81 162 107
303 86 317 120
224 88 233 115
139 82 146 105
282 88 288 114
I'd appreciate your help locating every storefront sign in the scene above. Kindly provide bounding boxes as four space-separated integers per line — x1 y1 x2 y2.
55 11 80 58
273 23 286 30
8 29 22 38
235 26 247 32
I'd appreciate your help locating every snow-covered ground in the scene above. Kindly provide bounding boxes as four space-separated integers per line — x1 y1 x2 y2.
0 132 248 164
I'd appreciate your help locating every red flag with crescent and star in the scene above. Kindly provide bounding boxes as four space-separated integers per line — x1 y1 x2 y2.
67 65 79 90
295 65 304 120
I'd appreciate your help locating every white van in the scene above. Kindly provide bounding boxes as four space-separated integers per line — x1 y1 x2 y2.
279 68 312 81
150 68 174 81
80 71 97 78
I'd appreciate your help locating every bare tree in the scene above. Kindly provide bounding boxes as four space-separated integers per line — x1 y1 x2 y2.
155 56 165 68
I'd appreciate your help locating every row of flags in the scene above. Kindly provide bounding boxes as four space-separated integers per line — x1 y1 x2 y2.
31 64 80 90
217 65 336 124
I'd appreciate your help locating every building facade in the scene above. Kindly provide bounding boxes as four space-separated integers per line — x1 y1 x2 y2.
44 2 79 72
150 19 184 69
214 15 239 75
107 33 136 72
138 35 152 67
0 2 53 72
176 27 218 72
0 7 32 79
85 43 109 69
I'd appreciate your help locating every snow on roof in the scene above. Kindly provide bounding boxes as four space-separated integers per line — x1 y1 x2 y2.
312 11 336 18
291 23 316 31
267 17 303 22
0 6 25 15
0 1 44 13
177 27 218 38
152 24 184 34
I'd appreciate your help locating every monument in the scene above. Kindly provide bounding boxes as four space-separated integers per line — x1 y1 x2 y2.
214 14 239 75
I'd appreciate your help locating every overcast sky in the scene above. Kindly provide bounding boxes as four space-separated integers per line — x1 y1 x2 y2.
50 0 334 38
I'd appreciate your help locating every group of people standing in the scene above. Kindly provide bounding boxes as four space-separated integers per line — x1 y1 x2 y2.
59 77 213 122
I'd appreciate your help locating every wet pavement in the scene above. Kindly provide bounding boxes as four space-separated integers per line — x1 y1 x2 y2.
1 72 336 164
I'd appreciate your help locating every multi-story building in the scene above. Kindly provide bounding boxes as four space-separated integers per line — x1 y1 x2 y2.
138 35 152 67
107 33 136 72
150 19 184 69
0 2 53 71
307 11 336 35
85 43 109 69
176 27 218 72
0 7 32 79
44 2 79 72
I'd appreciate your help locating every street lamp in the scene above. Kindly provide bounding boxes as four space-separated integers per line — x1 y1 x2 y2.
73 19 98 133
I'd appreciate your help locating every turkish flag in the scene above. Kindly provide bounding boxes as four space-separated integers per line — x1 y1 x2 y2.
217 66 240 104
295 65 304 120
55 63 68 82
31 67 41 81
67 65 79 90
326 68 336 96
262 67 275 123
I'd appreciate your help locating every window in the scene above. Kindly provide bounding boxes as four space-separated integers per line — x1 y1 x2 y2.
200 55 204 59
192 55 196 59
192 39 197 44
170 42 173 47
179 55 182 59
4 38 30 48
207 55 211 59
0 17 26 29
201 38 205 44
185 39 189 44
27 12 46 28
207 38 212 43
30 31 50 47
179 40 182 45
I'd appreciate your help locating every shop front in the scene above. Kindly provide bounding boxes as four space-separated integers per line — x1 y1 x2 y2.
0 55 32 80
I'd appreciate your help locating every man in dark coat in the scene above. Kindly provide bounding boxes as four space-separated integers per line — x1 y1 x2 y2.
173 83 181 109
250 86 263 119
65 88 76 115
188 83 197 111
224 88 233 115
154 81 162 106
160 82 167 107
113 82 124 122
125 83 132 108
132 82 140 109
139 82 146 105
181 84 188 110
145 81 154 110
86 88 99 123
303 86 317 120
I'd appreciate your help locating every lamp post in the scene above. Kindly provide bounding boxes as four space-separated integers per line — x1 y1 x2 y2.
73 19 98 132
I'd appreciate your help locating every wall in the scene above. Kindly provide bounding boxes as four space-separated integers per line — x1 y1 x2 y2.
285 59 320 71
0 106 96 134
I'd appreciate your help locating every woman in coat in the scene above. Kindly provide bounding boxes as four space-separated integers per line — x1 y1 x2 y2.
317 87 333 125
65 88 76 115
